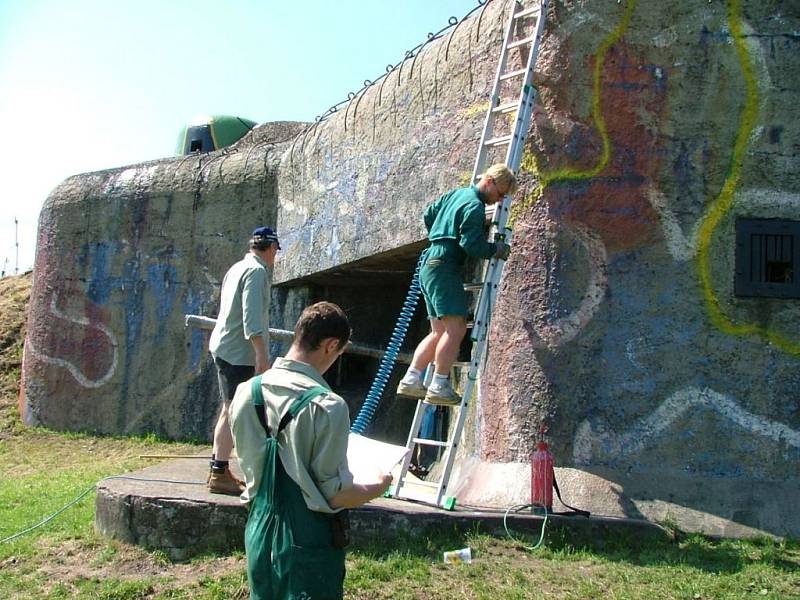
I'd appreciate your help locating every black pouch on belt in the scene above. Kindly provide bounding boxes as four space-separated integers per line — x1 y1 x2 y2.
330 509 350 549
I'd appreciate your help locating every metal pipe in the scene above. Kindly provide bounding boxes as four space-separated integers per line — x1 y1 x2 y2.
139 455 213 459
185 314 413 364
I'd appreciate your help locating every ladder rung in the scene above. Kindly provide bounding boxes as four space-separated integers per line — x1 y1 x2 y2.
514 6 540 19
412 437 450 448
392 486 440 504
463 282 483 292
507 35 536 50
492 102 518 114
452 361 471 368
484 134 513 147
411 480 442 489
499 68 527 81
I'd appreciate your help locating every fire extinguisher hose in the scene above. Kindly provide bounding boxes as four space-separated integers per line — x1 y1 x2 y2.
503 503 549 551
551 470 591 517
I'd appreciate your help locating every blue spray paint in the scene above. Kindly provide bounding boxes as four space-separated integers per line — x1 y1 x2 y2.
148 263 178 337
84 241 122 305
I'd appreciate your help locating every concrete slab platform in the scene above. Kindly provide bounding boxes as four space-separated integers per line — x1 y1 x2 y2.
95 452 669 560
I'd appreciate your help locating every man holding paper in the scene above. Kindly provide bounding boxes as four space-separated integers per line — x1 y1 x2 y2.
230 301 392 600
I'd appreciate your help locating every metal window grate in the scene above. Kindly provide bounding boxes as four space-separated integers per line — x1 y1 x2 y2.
735 219 800 298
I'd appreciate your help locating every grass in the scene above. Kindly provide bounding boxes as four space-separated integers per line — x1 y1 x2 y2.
1 273 799 598
3 425 798 600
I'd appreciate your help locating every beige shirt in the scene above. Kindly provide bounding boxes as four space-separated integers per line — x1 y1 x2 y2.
209 252 270 366
229 357 354 513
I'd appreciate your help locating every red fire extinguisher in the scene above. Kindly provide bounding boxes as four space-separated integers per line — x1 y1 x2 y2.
531 441 553 512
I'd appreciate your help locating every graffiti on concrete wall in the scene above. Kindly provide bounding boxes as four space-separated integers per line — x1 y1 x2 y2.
517 0 796 357
695 0 800 355
501 0 800 463
29 238 209 391
520 221 608 348
512 0 635 348
26 294 118 388
573 386 800 465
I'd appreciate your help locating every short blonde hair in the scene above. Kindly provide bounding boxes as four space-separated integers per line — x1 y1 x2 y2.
482 163 518 195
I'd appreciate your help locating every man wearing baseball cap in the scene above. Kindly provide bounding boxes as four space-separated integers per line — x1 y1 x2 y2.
207 226 280 494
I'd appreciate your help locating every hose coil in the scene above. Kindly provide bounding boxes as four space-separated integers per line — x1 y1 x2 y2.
351 252 426 434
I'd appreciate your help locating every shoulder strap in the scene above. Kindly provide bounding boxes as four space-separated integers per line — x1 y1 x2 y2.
278 385 329 433
250 376 329 437
251 375 269 434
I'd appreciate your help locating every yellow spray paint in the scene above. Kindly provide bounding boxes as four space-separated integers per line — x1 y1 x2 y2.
510 0 636 225
464 101 491 119
695 0 800 355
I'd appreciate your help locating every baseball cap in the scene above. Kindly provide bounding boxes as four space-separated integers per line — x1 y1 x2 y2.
252 226 280 249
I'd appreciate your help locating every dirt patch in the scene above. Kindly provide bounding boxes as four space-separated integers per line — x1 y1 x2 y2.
34 538 247 596
0 271 31 436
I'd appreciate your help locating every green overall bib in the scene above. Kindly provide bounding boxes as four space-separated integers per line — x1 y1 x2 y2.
245 376 346 600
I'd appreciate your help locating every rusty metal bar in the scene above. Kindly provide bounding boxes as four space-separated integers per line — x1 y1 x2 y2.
185 315 412 364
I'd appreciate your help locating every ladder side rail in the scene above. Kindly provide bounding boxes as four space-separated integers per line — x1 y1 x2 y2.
466 9 543 398
393 399 429 496
501 83 535 169
504 84 536 169
471 0 523 182
475 93 529 333
440 3 552 502
474 89 529 316
471 273 498 342
433 376 477 504
435 257 503 503
503 0 548 168
473 202 513 342
473 237 512 344
431 315 492 503
480 0 548 210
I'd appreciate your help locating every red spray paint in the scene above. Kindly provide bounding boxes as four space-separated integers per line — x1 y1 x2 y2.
531 441 554 511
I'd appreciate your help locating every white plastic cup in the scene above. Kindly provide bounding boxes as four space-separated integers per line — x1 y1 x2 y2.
443 547 472 564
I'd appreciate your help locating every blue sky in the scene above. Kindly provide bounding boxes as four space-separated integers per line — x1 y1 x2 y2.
0 0 474 274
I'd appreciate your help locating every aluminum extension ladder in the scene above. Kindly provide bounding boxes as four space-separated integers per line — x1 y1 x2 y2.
390 0 549 509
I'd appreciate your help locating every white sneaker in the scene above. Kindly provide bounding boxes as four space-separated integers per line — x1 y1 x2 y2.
396 379 427 399
424 383 461 406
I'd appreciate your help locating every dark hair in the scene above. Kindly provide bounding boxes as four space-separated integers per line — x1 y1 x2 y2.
293 302 351 352
249 238 275 251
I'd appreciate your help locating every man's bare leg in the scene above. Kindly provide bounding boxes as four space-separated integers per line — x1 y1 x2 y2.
397 319 446 398
212 403 233 462
425 316 467 405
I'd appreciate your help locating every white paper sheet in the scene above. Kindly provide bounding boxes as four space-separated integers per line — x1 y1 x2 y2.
346 433 411 484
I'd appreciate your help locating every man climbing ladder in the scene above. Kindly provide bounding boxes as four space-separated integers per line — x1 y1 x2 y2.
389 0 550 508
396 164 517 405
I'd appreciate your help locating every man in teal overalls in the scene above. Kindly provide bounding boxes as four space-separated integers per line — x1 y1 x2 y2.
230 301 393 600
396 164 517 405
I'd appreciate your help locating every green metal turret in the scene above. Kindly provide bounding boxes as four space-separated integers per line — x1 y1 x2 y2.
175 115 257 155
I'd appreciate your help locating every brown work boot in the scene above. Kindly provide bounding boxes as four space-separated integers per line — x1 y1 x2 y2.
207 467 245 496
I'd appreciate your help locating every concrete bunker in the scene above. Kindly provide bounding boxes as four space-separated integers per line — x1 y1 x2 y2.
21 0 800 539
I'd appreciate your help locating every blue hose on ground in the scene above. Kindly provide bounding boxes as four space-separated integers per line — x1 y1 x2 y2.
351 251 426 434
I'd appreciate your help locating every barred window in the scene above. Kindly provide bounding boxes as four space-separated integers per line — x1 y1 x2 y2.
735 218 800 298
